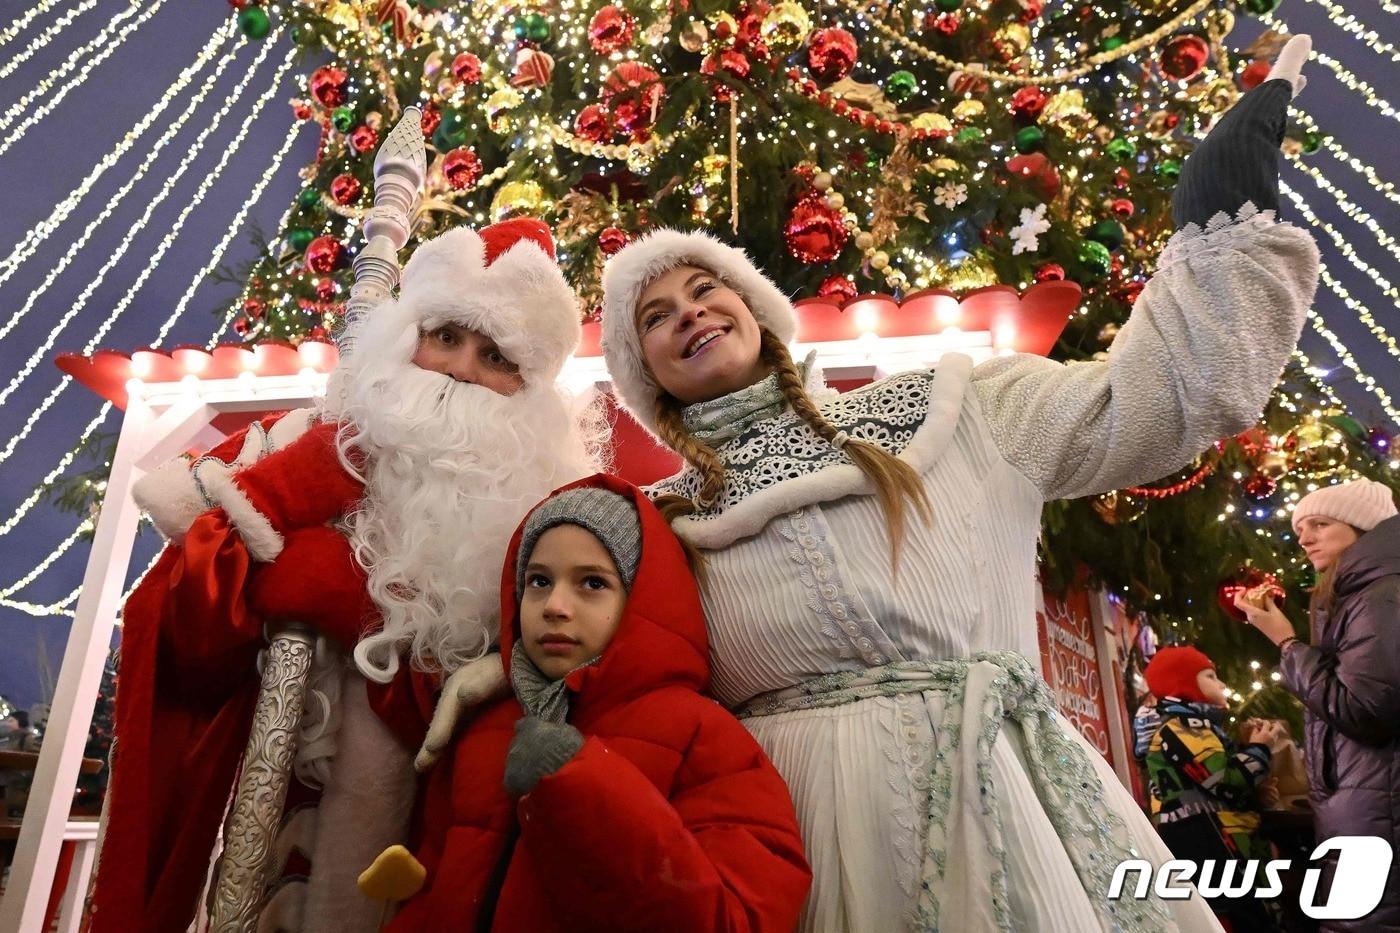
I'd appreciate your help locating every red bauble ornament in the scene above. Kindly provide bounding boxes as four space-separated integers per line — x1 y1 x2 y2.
1009 86 1048 121
1114 279 1144 305
442 147 483 189
452 52 482 85
816 274 857 303
933 12 959 35
784 194 849 264
1113 166 1131 188
1243 473 1277 500
598 226 629 255
1109 197 1135 218
1240 58 1271 90
305 236 345 274
1018 0 1043 22
807 27 857 83
1034 263 1065 283
315 277 336 301
736 11 763 47
1218 568 1285 622
233 317 251 336
242 297 266 320
602 62 664 134
947 69 987 97
702 48 752 95
330 173 362 205
349 124 378 153
420 101 441 137
1159 34 1210 82
228 0 249 8
574 104 611 142
589 6 635 54
292 100 313 121
1005 152 1060 199
309 66 349 109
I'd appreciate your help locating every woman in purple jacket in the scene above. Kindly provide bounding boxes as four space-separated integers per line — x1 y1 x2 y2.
1235 478 1400 931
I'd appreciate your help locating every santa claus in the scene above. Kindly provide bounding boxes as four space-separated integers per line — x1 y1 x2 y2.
92 218 604 932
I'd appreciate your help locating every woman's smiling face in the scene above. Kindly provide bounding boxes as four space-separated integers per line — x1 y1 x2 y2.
635 265 768 405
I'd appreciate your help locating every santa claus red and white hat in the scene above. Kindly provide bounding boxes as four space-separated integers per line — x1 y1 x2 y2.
600 228 797 437
397 217 580 385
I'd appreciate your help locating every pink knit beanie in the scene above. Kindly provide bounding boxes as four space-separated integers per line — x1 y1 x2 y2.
1291 478 1398 533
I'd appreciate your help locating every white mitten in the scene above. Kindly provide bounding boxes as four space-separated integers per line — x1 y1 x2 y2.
414 653 510 772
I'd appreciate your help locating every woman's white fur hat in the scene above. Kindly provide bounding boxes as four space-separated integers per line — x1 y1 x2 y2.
1292 478 1398 533
600 228 797 437
397 218 579 386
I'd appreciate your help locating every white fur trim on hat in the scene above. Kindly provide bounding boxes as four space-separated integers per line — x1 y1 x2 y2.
398 227 579 385
600 228 797 438
1292 478 1398 533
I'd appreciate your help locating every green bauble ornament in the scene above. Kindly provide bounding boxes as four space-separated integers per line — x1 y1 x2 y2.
236 6 271 39
885 70 918 104
331 107 356 133
1301 130 1322 154
515 12 550 42
1013 125 1046 153
1076 239 1113 276
1243 0 1281 14
297 187 321 209
432 108 470 151
1100 35 1125 52
1154 158 1182 180
287 227 316 252
290 24 318 46
934 0 962 11
956 126 984 144
1086 219 1126 250
1105 137 1136 161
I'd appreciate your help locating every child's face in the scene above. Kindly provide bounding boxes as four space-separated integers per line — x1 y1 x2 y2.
1196 668 1230 707
519 524 628 679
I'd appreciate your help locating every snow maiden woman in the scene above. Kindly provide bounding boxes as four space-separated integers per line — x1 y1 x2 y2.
596 38 1318 933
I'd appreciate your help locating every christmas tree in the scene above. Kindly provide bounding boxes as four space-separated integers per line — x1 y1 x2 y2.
217 0 1393 709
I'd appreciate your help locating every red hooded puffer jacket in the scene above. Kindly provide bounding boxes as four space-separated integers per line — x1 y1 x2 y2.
386 474 811 932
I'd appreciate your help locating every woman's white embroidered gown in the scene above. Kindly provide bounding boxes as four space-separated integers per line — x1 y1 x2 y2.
650 209 1319 932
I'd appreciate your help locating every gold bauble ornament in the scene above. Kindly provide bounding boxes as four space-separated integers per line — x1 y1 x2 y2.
870 250 890 270
927 156 962 176
491 179 547 219
1257 450 1288 480
854 231 874 250
486 87 523 134
909 112 953 135
952 99 985 122
1204 78 1239 113
678 20 709 53
944 251 999 292
992 23 1031 61
762 1 811 53
826 192 845 209
813 171 834 191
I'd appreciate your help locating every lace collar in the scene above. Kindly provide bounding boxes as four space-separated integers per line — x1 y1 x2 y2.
680 354 814 448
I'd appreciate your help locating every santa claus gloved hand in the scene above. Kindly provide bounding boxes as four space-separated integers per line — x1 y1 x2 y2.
415 655 510 772
194 421 363 562
247 526 375 651
502 717 584 797
1171 34 1310 229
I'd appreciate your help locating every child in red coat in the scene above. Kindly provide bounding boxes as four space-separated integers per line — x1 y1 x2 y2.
388 474 811 932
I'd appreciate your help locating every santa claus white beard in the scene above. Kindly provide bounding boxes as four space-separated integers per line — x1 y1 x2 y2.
328 359 604 684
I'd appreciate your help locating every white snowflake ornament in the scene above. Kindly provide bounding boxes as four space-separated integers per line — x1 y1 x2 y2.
933 183 967 209
1010 203 1050 255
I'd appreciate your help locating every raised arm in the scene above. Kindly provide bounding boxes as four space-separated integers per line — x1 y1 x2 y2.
971 38 1319 502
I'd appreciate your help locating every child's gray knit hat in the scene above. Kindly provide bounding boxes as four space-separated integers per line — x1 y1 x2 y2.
515 488 642 598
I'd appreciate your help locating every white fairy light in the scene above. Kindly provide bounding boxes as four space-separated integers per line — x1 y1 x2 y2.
0 39 293 409
1278 0 1400 61
1291 111 1399 209
1279 183 1397 307
0 22 240 292
0 0 170 155
0 0 75 50
0 521 91 598
0 406 110 530
0 0 100 83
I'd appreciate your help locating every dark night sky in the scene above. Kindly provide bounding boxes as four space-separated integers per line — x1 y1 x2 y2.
0 1 1396 708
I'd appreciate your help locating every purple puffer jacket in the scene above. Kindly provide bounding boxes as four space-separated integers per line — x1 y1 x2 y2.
1281 513 1400 931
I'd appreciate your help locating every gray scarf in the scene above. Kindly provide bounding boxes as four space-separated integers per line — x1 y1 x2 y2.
510 640 598 723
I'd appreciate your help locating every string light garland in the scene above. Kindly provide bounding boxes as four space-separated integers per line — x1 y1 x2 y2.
0 23 240 292
0 406 110 533
0 0 74 50
0 0 100 84
0 37 290 410
836 0 1214 85
0 0 170 156
1315 262 1400 364
1304 309 1400 423
1287 157 1400 259
1304 50 1399 117
1291 111 1400 209
1280 182 1398 305
1270 1 1400 62
0 521 91 599
1123 456 1218 499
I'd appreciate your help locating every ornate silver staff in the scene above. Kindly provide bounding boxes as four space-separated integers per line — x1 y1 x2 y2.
208 106 426 933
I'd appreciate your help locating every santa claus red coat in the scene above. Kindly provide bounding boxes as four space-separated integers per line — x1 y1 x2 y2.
384 475 811 932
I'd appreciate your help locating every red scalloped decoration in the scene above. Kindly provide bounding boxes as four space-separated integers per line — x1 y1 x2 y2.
54 340 339 411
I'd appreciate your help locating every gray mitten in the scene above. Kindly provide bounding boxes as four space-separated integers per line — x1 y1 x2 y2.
502 717 584 797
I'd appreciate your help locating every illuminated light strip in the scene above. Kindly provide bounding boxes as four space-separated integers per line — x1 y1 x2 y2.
0 0 168 151
0 0 100 82
154 121 303 346
0 0 68 49
0 404 110 534
0 592 77 618
1292 111 1399 208
1303 309 1400 422
1279 182 1397 303
1280 0 1400 60
1307 50 1399 116
1292 348 1346 409
1317 262 1400 363
0 38 291 409
0 520 90 597
1287 157 1400 257
0 23 240 287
